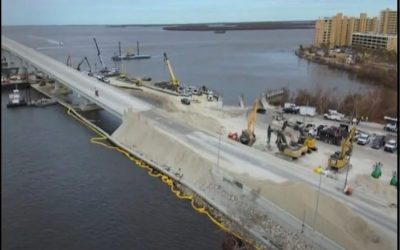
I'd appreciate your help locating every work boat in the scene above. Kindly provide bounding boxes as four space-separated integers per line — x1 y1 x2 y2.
124 41 151 60
7 88 27 108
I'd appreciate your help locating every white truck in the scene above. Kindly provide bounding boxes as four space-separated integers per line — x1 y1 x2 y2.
324 109 345 121
384 116 398 132
299 106 316 116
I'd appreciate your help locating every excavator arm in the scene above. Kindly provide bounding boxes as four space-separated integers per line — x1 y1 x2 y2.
240 99 259 145
77 57 91 72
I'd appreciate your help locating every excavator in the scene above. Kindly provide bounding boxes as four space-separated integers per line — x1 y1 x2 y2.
163 52 180 90
76 57 92 74
268 126 303 160
282 121 317 153
239 99 259 146
328 125 356 171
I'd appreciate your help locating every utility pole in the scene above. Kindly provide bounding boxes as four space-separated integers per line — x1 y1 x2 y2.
312 173 322 231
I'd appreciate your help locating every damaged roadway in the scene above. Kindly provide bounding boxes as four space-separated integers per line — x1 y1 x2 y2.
108 80 397 250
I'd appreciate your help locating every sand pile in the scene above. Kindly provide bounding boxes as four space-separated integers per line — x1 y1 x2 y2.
111 109 213 182
229 175 393 250
354 174 397 206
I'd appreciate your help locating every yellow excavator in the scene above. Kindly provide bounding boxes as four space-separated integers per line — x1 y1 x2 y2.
239 99 259 146
282 121 317 153
268 126 303 160
328 125 356 171
163 52 180 90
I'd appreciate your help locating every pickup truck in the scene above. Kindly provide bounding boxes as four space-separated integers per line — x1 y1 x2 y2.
323 110 345 121
384 139 397 153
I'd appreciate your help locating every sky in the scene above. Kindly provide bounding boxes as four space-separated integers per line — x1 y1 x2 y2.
2 0 397 25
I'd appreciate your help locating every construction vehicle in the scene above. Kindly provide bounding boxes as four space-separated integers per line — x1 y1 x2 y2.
282 121 317 152
328 125 356 171
93 38 119 76
76 57 92 74
239 99 259 146
268 126 303 160
163 52 180 90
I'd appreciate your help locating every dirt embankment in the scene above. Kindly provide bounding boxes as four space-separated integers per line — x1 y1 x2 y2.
111 109 213 182
229 174 394 250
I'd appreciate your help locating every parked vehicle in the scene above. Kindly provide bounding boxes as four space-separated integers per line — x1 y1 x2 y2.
283 103 299 114
180 98 191 105
384 139 397 153
371 135 386 149
357 133 370 145
384 116 398 132
324 109 345 121
299 106 316 116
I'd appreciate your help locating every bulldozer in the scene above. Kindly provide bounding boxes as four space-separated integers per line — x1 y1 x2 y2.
328 125 356 171
239 99 259 146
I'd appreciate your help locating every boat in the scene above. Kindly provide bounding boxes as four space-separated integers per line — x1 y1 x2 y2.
124 41 151 60
7 88 27 108
214 30 226 34
30 98 57 107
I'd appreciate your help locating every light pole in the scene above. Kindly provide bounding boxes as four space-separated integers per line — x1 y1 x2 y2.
216 126 223 169
312 173 322 231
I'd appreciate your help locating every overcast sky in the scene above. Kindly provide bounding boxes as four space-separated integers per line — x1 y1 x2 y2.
2 0 397 25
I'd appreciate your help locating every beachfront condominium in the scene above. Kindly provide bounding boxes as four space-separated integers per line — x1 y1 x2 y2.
379 8 398 35
314 12 378 48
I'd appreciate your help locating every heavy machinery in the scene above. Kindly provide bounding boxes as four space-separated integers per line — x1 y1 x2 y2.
163 52 180 90
239 99 259 146
328 125 356 171
268 126 303 160
282 121 317 152
76 57 92 73
93 38 119 76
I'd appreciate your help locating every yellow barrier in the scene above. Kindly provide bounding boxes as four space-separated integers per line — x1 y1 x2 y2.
66 108 261 250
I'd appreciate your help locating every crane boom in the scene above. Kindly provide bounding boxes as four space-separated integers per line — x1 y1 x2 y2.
93 38 105 69
163 52 179 87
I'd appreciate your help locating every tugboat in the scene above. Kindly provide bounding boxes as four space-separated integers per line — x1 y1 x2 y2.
7 87 27 108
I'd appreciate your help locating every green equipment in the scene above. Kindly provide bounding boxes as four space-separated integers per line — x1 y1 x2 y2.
390 171 398 187
371 162 382 179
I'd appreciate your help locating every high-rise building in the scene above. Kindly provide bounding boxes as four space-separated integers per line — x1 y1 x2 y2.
314 12 379 48
379 8 397 35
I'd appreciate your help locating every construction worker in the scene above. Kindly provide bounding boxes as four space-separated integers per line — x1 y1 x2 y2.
267 125 272 144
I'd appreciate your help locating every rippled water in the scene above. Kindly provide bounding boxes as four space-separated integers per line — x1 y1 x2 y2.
3 26 372 105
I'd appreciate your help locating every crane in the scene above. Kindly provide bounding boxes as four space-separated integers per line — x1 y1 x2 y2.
163 52 179 89
328 125 356 171
76 57 92 73
93 37 107 72
239 99 259 146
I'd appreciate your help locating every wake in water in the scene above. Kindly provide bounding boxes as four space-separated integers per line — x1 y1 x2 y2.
29 35 63 46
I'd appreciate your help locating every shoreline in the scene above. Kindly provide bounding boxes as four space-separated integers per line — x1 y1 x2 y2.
163 21 314 31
